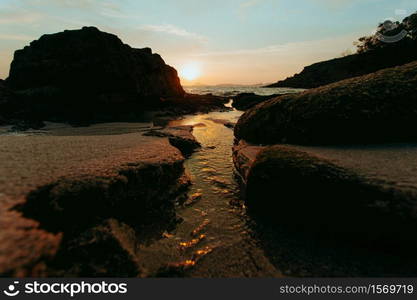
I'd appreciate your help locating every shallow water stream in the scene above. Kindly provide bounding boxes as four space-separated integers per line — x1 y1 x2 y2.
135 109 283 277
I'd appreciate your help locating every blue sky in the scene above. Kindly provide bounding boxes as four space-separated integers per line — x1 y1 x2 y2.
1 0 417 84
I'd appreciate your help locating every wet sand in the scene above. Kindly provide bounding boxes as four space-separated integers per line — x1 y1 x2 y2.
0 123 187 276
0 123 183 207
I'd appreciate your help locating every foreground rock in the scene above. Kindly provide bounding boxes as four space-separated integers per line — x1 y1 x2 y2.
232 141 265 182
236 61 417 145
4 27 184 124
161 93 229 115
232 93 282 110
205 118 236 129
0 132 190 276
233 142 417 249
144 125 201 156
266 44 417 88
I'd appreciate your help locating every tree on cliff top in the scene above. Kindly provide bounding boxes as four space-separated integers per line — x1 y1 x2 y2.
356 11 417 53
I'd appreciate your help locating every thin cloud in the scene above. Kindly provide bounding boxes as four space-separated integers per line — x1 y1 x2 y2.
0 11 43 24
0 34 34 41
21 0 101 9
240 0 264 9
238 0 264 19
194 34 359 57
311 0 357 10
139 24 208 42
19 0 122 16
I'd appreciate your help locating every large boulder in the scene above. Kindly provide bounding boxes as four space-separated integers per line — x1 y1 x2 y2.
5 27 184 123
235 61 417 145
235 143 417 248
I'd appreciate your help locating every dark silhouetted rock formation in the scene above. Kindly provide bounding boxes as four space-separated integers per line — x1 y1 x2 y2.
144 125 201 157
0 80 12 125
232 93 282 110
160 93 229 115
266 44 417 88
5 27 185 123
235 61 417 145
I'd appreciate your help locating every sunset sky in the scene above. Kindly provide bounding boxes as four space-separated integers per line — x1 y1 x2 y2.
1 0 417 85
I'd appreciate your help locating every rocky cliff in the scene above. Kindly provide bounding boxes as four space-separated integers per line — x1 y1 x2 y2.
4 27 185 123
266 43 417 89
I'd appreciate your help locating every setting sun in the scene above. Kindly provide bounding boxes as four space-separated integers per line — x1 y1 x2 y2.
179 63 202 81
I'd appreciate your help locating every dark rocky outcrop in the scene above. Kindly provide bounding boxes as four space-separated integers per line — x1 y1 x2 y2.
144 126 201 156
232 141 265 182
233 143 417 249
235 61 417 145
232 93 281 110
1 80 45 129
4 27 185 124
42 218 141 277
0 79 15 125
149 94 229 127
266 43 417 89
161 93 229 115
223 122 235 129
205 118 235 129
